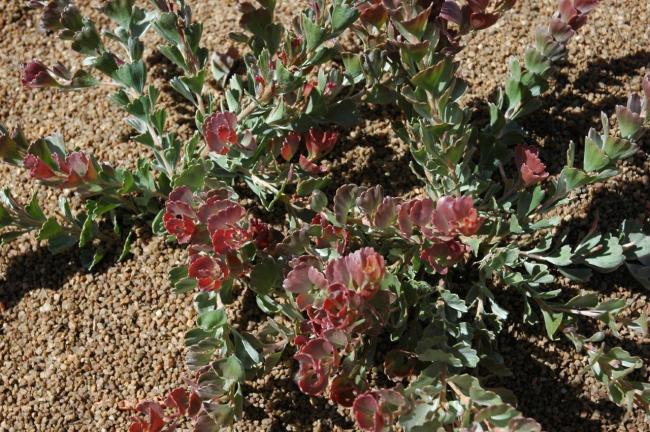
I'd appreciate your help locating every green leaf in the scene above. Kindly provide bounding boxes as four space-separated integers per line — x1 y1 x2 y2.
583 236 625 272
101 0 134 27
541 309 563 339
440 289 467 313
555 167 592 195
71 20 102 55
341 52 363 80
37 218 63 241
173 162 205 191
331 3 358 34
26 194 46 222
78 214 97 248
542 245 573 266
583 137 610 172
557 267 592 282
0 205 12 228
310 190 328 212
523 47 550 74
0 231 26 245
70 70 98 88
112 61 146 93
154 12 182 44
411 59 452 95
302 15 325 51
80 247 106 271
198 309 228 331
47 233 77 254
232 330 262 370
116 230 134 262
296 177 329 196
218 355 245 388
174 277 198 294
158 44 188 71
249 256 281 295
182 70 207 94
627 262 650 289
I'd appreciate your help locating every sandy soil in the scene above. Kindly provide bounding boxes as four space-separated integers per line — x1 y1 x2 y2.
0 0 649 431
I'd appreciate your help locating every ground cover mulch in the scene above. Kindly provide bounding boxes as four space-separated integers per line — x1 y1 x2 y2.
0 0 649 430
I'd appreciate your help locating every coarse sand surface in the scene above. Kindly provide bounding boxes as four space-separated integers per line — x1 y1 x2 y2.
0 0 649 431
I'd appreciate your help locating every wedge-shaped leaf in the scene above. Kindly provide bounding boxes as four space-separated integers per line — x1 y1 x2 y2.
556 166 592 195
173 162 205 191
331 3 358 34
37 218 63 241
341 52 363 79
187 337 219 370
70 69 98 88
80 247 105 271
557 266 592 282
112 60 146 93
602 135 636 161
217 355 244 390
411 59 453 95
158 44 188 70
0 205 12 228
583 137 610 172
523 47 550 74
48 233 77 254
249 257 281 295
615 105 643 140
333 184 358 225
583 236 625 272
198 309 228 332
399 402 436 430
101 0 134 27
71 20 102 55
541 309 563 340
542 245 573 266
392 5 431 42
232 330 262 370
154 12 182 44
196 403 234 430
302 15 325 51
475 404 522 428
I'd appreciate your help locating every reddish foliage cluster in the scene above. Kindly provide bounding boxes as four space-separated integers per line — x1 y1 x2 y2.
549 0 599 41
398 195 484 274
353 389 406 432
279 128 338 174
311 213 350 254
164 186 264 291
129 387 200 432
21 60 58 88
358 0 511 41
285 248 395 401
24 151 97 188
202 112 238 155
515 144 549 186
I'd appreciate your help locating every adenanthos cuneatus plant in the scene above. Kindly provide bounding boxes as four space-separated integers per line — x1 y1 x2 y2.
2 0 650 430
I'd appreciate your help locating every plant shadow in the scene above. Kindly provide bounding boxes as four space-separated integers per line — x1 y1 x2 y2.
493 327 627 431
241 372 354 431
0 245 82 311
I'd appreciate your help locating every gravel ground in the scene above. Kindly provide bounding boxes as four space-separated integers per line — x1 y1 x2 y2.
0 0 649 431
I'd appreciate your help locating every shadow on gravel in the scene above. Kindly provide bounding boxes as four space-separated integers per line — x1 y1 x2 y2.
466 50 650 174
525 50 650 170
0 246 107 311
495 330 625 432
326 104 420 197
241 376 354 431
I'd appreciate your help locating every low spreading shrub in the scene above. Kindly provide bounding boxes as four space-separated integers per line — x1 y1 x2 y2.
2 0 649 430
